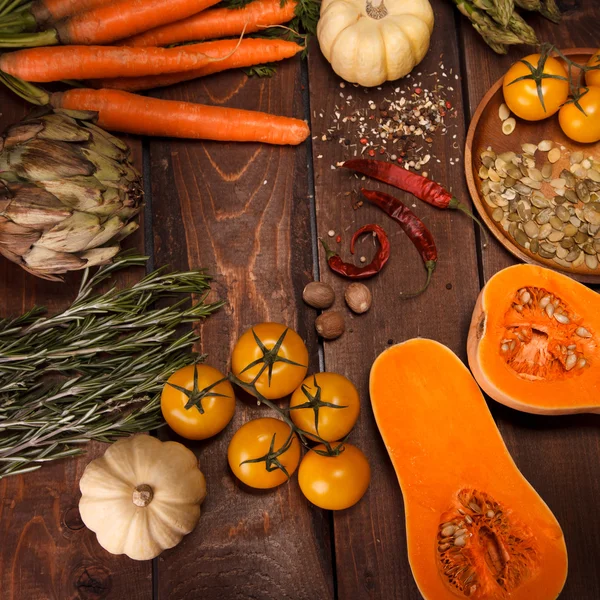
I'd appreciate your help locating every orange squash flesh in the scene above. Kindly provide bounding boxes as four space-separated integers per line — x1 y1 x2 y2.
468 264 600 415
370 339 567 600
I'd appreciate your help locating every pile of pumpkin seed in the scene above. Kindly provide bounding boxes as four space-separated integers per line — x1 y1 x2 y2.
479 143 600 270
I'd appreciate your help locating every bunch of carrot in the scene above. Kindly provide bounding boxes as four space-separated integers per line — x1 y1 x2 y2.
0 0 310 146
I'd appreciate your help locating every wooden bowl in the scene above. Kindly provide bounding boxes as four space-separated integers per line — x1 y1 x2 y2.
465 49 600 283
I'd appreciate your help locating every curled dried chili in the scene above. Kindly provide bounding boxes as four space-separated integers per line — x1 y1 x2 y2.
343 159 487 240
320 223 390 280
361 188 437 298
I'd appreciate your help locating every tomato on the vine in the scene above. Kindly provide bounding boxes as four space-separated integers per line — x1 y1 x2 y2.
228 417 301 489
231 323 308 400
558 87 600 144
586 50 600 87
161 364 235 440
298 443 370 510
290 373 360 442
503 54 569 121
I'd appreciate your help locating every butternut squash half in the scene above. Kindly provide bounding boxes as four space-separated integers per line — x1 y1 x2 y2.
468 264 600 415
370 339 567 600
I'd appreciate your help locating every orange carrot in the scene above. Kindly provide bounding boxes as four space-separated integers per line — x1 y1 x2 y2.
51 88 309 145
0 44 239 81
31 0 114 23
124 0 297 47
0 0 222 47
97 38 302 91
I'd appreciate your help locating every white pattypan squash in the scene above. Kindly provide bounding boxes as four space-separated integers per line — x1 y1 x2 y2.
79 434 206 561
317 0 435 87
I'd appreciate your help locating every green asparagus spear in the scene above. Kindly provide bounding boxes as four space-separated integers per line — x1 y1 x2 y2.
471 0 514 27
508 10 539 45
514 0 541 10
540 0 561 23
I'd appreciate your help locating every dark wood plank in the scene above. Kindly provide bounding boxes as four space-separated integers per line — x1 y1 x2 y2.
308 1 482 597
0 88 152 600
460 3 600 598
149 59 335 600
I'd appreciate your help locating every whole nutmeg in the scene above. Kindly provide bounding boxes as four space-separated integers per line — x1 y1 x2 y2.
303 281 335 309
345 283 372 314
315 311 345 340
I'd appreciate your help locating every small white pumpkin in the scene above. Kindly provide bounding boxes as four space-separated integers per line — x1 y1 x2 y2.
79 434 206 561
317 0 435 87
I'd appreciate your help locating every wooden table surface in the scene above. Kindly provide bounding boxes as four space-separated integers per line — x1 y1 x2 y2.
1 1 599 598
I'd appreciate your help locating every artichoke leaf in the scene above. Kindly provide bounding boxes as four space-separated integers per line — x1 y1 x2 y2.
80 148 125 182
38 178 106 212
86 131 127 162
82 121 129 152
15 139 96 181
36 211 102 253
76 245 120 268
38 114 91 143
3 122 44 149
0 217 41 254
24 245 86 272
84 216 125 249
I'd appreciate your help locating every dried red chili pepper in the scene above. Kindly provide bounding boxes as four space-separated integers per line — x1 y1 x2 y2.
361 188 436 298
320 224 390 280
343 159 487 240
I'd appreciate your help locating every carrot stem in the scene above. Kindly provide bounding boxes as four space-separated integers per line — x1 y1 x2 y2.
0 0 29 18
0 27 57 46
0 70 50 104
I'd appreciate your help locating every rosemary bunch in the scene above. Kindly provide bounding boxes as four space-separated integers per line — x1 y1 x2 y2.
0 254 223 479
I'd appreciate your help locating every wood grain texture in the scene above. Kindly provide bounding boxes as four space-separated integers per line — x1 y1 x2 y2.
308 1 482 597
0 88 152 599
460 2 600 598
149 60 334 600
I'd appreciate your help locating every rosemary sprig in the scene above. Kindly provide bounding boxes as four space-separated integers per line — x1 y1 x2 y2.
0 254 223 479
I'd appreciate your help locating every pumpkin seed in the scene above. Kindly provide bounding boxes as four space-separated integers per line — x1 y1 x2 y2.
565 354 578 371
514 182 532 195
563 223 578 237
524 221 539 238
502 188 517 200
508 167 522 180
521 177 542 190
585 254 599 269
584 207 600 226
548 148 561 163
503 176 516 187
560 237 574 249
484 194 498 208
545 302 556 317
554 194 566 205
514 229 529 247
479 166 489 179
576 182 591 203
540 242 557 256
565 249 581 262
582 243 596 255
541 164 553 179
502 118 516 135
508 222 518 238
482 155 495 168
588 169 600 182
578 358 587 369
560 169 576 187
539 296 551 308
573 251 586 268
499 151 517 163
564 189 579 204
531 196 549 209
538 223 552 239
522 143 537 155
454 536 467 547
535 208 552 224
554 313 570 324
556 205 571 222
538 140 553 152
498 103 510 121
554 257 572 269
570 151 584 165
570 216 581 228
441 525 457 537
530 239 539 254
576 327 592 338
508 212 521 222
548 230 564 242
527 168 543 182
438 543 451 552
556 246 569 259
492 207 504 222
495 158 508 174
488 168 500 182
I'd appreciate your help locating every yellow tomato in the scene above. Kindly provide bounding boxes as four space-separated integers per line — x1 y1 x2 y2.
228 417 301 489
231 323 309 400
290 373 360 442
161 364 235 440
298 443 370 510
558 87 600 144
503 54 569 121
586 50 600 87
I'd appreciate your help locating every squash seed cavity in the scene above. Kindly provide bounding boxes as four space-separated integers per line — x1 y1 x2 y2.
499 287 596 380
437 490 538 598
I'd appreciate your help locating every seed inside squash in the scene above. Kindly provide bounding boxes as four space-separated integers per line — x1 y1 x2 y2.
498 286 595 381
437 490 538 598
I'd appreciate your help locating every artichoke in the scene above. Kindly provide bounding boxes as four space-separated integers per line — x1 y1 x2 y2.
0 108 143 281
